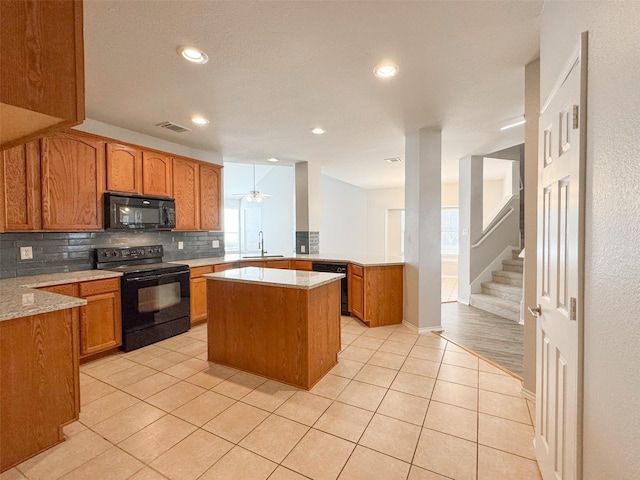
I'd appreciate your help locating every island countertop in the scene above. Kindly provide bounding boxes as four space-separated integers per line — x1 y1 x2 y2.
204 267 344 290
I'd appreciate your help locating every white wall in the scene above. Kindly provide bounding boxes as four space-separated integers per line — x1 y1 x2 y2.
366 187 404 256
540 3 640 478
320 175 367 255
441 182 459 207
223 163 294 255
482 179 505 225
255 166 295 254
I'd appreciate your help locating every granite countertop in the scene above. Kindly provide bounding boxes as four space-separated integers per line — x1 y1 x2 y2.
173 253 404 268
204 267 345 290
0 270 122 322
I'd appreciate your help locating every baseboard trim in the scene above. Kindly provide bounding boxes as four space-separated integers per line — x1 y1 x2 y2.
402 320 444 334
521 387 536 402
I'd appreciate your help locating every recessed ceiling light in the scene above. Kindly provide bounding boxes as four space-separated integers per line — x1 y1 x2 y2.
267 157 279 163
500 117 526 131
177 46 209 64
311 127 326 135
385 157 403 164
374 63 399 78
190 115 209 125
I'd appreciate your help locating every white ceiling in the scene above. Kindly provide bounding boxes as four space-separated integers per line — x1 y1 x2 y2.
83 1 542 189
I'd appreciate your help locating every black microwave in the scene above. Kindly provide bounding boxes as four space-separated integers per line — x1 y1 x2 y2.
105 193 176 230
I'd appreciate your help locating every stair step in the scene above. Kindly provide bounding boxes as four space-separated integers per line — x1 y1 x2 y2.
481 281 523 302
502 258 524 273
469 293 520 322
492 270 523 287
512 249 523 260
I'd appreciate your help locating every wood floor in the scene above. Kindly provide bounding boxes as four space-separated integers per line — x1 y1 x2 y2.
440 302 524 377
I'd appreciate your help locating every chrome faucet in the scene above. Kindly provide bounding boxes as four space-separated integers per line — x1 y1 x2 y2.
258 230 267 256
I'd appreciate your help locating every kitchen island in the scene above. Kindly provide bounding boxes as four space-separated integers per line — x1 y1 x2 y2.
205 267 344 389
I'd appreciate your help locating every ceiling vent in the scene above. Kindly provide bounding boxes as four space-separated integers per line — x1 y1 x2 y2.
385 157 403 163
155 121 191 133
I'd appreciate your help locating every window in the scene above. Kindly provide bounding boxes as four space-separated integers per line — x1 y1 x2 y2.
224 206 239 252
441 208 459 254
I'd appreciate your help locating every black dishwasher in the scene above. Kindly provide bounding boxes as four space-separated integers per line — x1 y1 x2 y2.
312 262 349 315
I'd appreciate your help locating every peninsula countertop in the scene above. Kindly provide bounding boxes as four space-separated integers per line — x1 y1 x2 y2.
204 267 345 290
173 252 404 269
0 270 123 322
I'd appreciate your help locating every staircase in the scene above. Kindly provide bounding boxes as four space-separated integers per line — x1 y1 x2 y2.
469 249 523 322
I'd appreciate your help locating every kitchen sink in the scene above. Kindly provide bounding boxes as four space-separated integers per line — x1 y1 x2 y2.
241 255 285 258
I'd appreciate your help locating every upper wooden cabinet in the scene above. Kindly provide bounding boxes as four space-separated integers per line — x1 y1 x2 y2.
173 157 200 230
41 132 105 230
142 151 172 197
106 143 142 194
0 0 85 150
0 141 41 231
199 162 222 231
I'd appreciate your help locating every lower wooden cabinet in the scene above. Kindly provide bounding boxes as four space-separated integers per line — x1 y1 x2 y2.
0 307 80 472
348 263 403 327
78 278 122 357
39 277 122 359
190 266 214 325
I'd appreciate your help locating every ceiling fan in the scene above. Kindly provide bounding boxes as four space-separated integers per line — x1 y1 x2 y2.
232 164 272 203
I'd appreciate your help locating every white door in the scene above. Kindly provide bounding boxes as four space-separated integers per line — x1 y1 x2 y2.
534 33 587 480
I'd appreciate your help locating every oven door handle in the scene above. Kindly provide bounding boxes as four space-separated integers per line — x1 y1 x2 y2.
126 272 186 283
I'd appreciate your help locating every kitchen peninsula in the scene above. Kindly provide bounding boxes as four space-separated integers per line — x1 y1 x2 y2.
205 267 344 389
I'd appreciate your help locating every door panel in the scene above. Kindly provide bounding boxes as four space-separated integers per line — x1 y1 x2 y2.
534 33 587 480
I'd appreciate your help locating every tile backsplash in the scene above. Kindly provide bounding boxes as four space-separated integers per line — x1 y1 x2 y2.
0 231 225 279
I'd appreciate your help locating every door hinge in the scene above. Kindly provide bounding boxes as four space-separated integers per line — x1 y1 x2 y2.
570 297 577 321
572 105 579 129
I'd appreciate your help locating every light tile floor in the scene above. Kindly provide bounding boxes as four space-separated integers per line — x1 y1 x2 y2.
2 317 541 480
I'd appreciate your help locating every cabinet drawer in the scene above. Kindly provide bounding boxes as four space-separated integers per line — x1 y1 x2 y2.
78 278 120 297
265 260 290 269
213 263 237 272
191 265 214 278
350 263 364 277
290 260 312 271
40 283 78 296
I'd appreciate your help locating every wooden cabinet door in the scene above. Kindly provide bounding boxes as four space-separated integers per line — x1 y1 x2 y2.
199 163 222 231
173 158 200 230
142 151 172 197
80 290 122 358
0 0 84 149
41 132 105 231
0 141 41 231
348 266 365 321
106 143 142 194
190 277 208 325
190 265 213 325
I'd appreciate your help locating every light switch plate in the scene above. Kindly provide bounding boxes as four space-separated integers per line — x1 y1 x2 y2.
178 241 184 250
212 240 220 248
20 246 33 260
